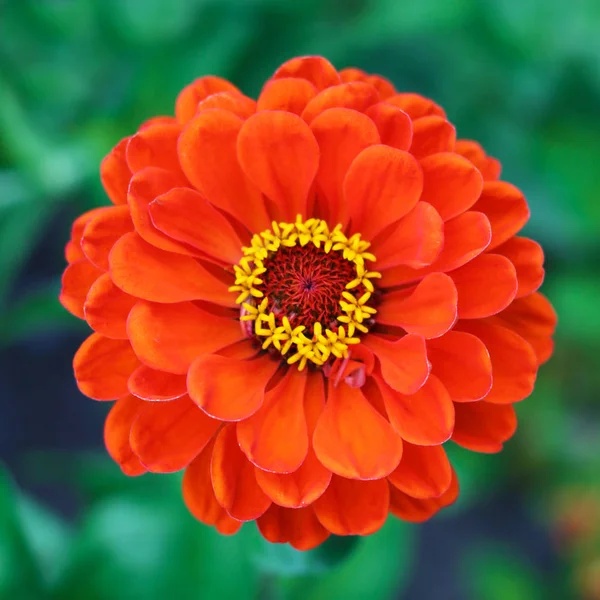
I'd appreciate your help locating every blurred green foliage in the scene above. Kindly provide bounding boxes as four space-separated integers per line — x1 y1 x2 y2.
1 0 600 598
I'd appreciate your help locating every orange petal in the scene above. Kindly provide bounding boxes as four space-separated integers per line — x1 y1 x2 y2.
211 424 272 521
255 372 331 507
139 116 176 130
495 292 557 364
313 379 402 480
344 145 423 240
130 395 220 473
389 467 459 522
495 237 545 298
257 505 329 551
388 443 452 499
310 107 380 223
371 202 443 270
175 76 240 124
380 211 491 287
410 116 456 159
427 331 492 402
237 111 319 221
377 273 457 338
188 353 279 421
364 334 430 394
301 82 380 123
149 187 243 264
126 123 185 177
257 77 317 115
128 364 187 401
458 321 537 404
375 373 454 445
385 93 446 119
84 273 137 339
68 207 108 260
365 102 412 151
455 140 501 181
313 476 389 536
471 181 530 250
127 301 242 374
197 91 256 119
272 56 341 91
182 441 242 534
73 334 139 400
178 109 270 232
100 138 131 205
104 394 146 476
452 401 517 453
59 259 102 318
237 369 308 473
419 152 483 221
109 232 234 306
339 68 396 98
81 205 133 271
451 254 518 319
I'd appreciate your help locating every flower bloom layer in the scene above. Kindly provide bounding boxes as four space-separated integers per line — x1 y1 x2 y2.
60 56 557 550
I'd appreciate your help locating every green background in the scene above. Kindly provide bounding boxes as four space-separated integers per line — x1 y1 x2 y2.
1 0 599 598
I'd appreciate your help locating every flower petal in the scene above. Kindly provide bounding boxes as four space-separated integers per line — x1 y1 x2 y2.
452 402 517 453
197 91 256 119
451 254 518 319
495 292 557 364
237 111 319 221
344 145 424 240
211 424 272 521
410 117 456 159
364 334 430 394
371 202 443 270
127 301 242 374
301 82 380 124
178 109 270 232
313 379 403 480
388 443 452 499
81 205 133 271
375 373 454 445
188 353 279 421
455 140 501 181
127 364 187 401
126 123 185 177
175 76 240 124
427 331 492 402
272 56 341 90
84 273 137 339
183 441 243 534
377 273 457 338
149 187 243 264
310 108 380 223
73 334 139 400
255 372 331 507
237 369 308 473
109 232 234 306
104 394 146 476
100 138 131 205
495 237 545 298
313 476 389 536
419 152 483 221
130 395 220 473
59 259 102 318
182 441 242 534
388 467 459 522
257 505 329 551
257 77 317 115
386 94 446 119
339 69 396 99
127 167 199 256
364 102 412 150
66 207 108 263
471 181 530 250
458 321 537 404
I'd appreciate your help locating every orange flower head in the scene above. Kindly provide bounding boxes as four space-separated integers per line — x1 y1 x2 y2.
60 56 557 550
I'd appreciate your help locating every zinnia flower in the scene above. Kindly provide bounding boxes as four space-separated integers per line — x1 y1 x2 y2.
60 56 557 550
